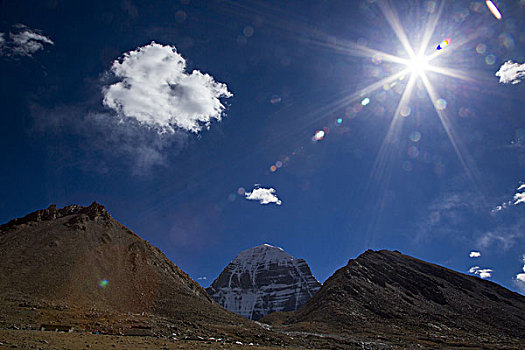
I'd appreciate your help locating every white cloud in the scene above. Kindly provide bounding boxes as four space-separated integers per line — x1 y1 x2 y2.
491 201 511 213
513 183 525 205
245 187 282 205
514 193 525 205
33 42 232 173
515 255 525 294
477 269 492 279
492 183 525 212
10 31 53 55
468 266 480 273
469 251 481 258
469 266 492 279
496 61 525 84
2 26 54 57
516 255 525 280
103 42 232 134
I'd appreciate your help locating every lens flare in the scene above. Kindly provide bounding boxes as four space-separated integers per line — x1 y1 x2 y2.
436 38 451 50
485 0 502 20
313 130 325 141
99 279 109 288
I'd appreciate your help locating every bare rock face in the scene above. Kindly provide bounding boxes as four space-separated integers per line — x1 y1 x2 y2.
262 249 525 348
0 202 210 313
0 203 295 344
206 244 321 320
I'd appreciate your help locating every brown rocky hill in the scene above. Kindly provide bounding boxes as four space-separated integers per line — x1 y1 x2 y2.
262 249 525 348
0 202 297 345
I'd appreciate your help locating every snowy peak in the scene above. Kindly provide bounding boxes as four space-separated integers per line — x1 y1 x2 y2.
233 243 293 267
237 243 288 256
207 244 321 320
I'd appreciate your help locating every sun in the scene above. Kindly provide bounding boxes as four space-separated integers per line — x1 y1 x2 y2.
408 54 430 76
327 0 480 184
285 0 479 183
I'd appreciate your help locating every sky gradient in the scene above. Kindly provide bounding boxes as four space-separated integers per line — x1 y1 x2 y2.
1 0 524 294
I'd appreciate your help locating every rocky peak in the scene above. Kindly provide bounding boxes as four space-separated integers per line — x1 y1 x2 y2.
0 204 291 344
263 249 525 346
85 201 110 220
207 243 321 320
0 201 111 233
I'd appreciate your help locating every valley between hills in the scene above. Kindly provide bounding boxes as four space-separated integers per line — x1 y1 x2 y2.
1 203 524 349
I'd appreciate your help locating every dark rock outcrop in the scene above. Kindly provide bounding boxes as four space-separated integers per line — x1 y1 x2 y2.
0 202 110 232
262 249 525 348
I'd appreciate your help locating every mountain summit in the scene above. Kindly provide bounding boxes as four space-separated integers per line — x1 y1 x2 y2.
0 203 293 343
206 244 321 320
0 202 210 315
262 249 525 348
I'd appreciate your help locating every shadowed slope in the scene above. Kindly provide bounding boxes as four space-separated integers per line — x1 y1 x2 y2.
262 249 525 348
0 203 296 344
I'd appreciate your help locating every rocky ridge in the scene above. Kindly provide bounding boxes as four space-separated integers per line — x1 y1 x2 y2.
262 249 525 348
0 203 299 345
3 204 525 348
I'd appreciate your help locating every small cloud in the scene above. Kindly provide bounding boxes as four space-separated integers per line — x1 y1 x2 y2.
10 30 53 56
513 183 525 205
515 255 525 293
491 201 511 213
197 276 207 280
492 183 525 212
245 186 282 205
469 251 481 258
469 266 492 279
477 269 493 279
1 25 53 57
468 266 480 273
496 61 525 84
103 41 232 134
514 192 525 205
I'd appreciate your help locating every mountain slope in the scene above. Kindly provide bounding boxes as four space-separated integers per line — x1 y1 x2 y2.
0 203 295 344
262 249 525 348
207 244 321 320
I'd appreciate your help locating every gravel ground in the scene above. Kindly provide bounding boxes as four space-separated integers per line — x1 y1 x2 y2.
0 329 314 350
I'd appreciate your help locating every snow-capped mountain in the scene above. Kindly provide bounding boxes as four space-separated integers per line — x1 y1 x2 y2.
206 244 321 320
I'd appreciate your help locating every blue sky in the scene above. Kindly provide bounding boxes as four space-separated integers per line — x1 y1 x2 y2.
1 0 525 293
